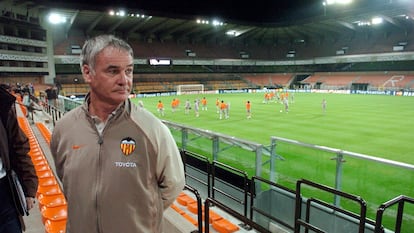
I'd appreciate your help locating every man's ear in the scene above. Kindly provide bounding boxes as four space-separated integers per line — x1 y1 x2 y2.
82 64 92 83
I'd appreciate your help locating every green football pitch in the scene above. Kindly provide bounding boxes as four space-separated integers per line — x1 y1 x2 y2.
131 92 414 231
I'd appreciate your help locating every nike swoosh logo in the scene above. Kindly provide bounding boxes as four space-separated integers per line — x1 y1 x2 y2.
72 144 85 150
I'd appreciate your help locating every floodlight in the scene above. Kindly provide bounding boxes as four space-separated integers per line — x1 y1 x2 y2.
371 17 383 25
48 13 66 24
212 20 223 26
325 0 353 5
326 0 335 5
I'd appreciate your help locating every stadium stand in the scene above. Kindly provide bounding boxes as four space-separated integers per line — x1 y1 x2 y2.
14 101 67 233
243 74 294 88
301 72 414 91
2 1 414 232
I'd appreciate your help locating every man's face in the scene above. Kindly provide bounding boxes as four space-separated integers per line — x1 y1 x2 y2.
83 46 133 106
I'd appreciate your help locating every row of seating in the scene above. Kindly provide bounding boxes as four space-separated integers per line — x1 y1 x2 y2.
243 74 293 87
55 34 414 60
174 192 240 233
58 75 252 95
303 73 414 89
17 100 67 233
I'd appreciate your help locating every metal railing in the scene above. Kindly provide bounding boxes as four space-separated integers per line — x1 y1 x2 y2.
250 176 295 231
375 195 414 233
294 179 367 233
182 149 414 233
184 185 203 233
211 161 250 219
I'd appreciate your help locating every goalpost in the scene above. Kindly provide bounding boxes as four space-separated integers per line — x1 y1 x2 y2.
176 84 204 95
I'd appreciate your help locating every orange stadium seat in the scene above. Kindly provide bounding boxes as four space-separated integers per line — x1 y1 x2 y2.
35 165 51 173
170 204 185 215
32 158 48 167
176 192 196 206
40 205 67 224
187 201 201 214
36 170 54 179
44 219 66 233
38 177 57 187
207 210 223 224
28 147 42 155
212 218 240 233
37 184 62 198
31 154 47 164
38 193 67 210
182 214 198 226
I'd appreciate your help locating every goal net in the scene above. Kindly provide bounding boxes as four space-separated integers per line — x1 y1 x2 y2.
176 84 204 95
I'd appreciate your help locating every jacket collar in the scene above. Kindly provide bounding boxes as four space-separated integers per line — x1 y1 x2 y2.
82 93 130 120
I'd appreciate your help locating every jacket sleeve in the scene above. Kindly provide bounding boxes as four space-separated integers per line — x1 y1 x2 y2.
50 124 64 182
8 107 38 198
156 124 186 209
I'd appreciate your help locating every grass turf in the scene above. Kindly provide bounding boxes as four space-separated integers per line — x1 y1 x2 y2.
131 92 414 231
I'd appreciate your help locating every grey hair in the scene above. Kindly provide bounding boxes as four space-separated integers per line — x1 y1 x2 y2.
80 34 133 73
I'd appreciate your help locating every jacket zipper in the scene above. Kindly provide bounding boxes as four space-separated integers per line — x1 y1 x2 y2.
95 114 114 233
96 134 103 233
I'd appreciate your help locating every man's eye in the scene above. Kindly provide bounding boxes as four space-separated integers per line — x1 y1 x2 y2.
125 69 133 75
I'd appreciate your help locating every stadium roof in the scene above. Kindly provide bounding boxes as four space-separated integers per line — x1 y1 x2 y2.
2 0 414 46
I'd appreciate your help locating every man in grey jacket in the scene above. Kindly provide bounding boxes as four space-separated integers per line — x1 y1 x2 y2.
50 35 185 233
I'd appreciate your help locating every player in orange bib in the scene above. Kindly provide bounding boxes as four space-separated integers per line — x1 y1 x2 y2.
201 97 207 111
246 100 251 119
219 100 228 119
157 100 164 116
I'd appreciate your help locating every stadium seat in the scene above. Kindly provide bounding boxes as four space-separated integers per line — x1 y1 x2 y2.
35 164 51 173
40 205 67 224
182 213 198 226
170 203 199 226
31 155 47 163
28 148 42 156
176 192 196 206
212 218 240 233
187 202 223 223
32 159 48 167
36 170 54 179
207 210 223 224
37 184 62 198
44 219 66 233
29 153 44 161
38 193 67 210
38 177 57 187
196 206 223 223
170 204 185 215
187 202 201 214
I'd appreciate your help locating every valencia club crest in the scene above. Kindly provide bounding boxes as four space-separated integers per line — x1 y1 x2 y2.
120 137 136 156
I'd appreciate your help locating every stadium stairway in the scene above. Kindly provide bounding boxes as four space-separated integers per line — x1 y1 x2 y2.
15 98 52 233
16 100 256 233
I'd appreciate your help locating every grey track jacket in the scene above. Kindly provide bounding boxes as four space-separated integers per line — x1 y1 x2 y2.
50 97 185 233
